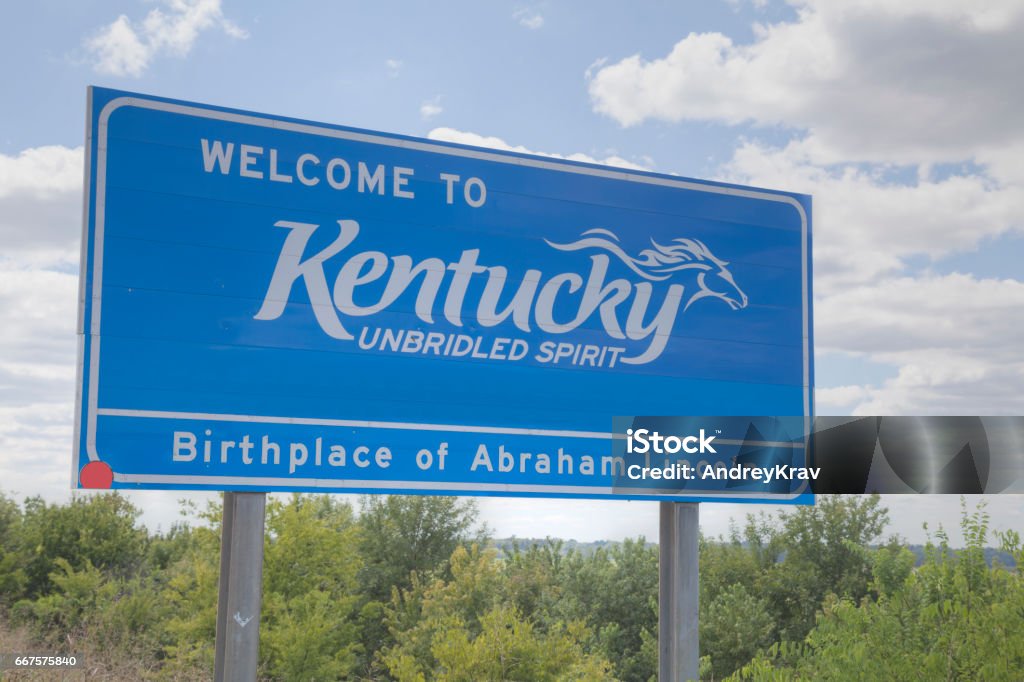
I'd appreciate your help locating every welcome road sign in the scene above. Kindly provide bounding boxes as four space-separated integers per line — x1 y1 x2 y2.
74 87 813 501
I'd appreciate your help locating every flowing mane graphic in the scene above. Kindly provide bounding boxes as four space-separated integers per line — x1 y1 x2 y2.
544 228 749 311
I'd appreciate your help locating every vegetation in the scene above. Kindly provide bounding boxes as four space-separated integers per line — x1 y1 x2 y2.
0 491 1020 680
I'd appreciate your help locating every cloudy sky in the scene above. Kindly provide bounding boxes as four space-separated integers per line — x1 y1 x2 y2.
1 0 1022 544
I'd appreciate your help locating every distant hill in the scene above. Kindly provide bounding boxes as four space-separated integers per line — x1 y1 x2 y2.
491 537 1017 568
903 544 1016 569
490 537 652 557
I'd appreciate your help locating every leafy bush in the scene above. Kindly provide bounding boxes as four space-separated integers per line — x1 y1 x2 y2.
0 491 1020 681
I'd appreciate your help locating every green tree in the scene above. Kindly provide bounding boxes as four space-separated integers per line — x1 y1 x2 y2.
17 493 148 599
500 539 567 629
260 495 363 680
0 492 19 550
733 500 1024 681
701 583 774 678
160 498 223 677
758 495 888 642
553 538 658 681
0 492 26 606
12 557 175 678
358 495 487 603
384 544 614 681
430 605 614 681
357 495 488 675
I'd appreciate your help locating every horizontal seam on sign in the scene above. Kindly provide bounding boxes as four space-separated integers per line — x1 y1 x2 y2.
96 409 806 449
99 221 806 277
110 472 806 499
89 327 809 387
101 174 806 237
87 302 809 354
96 407 617 439
95 372 809 402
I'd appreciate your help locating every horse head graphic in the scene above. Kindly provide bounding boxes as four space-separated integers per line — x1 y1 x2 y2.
545 228 749 311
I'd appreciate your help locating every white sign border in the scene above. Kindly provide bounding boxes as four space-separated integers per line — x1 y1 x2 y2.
73 89 813 500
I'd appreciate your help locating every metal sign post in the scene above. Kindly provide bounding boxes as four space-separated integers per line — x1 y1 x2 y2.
660 501 699 681
214 492 266 681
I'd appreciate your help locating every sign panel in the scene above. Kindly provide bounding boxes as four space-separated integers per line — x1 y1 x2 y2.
74 87 813 501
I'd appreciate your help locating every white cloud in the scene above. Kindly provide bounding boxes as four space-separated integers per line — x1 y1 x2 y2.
583 57 608 81
0 144 83 503
723 139 1024 413
513 8 545 30
0 146 84 269
0 272 77 496
0 269 79 372
427 127 651 171
0 402 76 499
843 350 1024 415
420 95 443 119
815 384 870 412
87 16 150 78
86 0 248 77
0 146 83 199
588 1 1024 166
721 140 1024 295
817 274 1024 357
0 270 79 499
579 3 1024 415
385 58 403 77
812 273 1024 413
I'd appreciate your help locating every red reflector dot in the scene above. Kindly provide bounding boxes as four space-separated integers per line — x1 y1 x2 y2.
80 461 114 489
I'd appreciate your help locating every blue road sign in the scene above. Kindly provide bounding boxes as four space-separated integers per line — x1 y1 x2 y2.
74 87 813 502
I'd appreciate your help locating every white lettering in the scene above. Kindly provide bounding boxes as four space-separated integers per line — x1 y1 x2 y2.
297 153 320 186
173 431 197 461
393 167 415 199
358 162 385 194
251 216 743 366
327 158 351 189
269 148 293 183
440 173 459 204
239 144 263 179
201 139 233 174
255 220 358 339
464 177 486 207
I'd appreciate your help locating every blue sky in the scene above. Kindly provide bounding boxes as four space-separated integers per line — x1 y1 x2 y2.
3 1 782 175
1 0 1022 543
